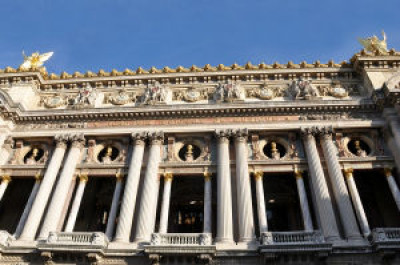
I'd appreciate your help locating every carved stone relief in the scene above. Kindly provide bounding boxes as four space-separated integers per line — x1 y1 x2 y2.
214 82 245 102
174 87 208 102
104 89 136 105
84 139 127 164
289 78 320 100
9 140 50 165
337 132 383 158
168 136 211 162
141 81 171 105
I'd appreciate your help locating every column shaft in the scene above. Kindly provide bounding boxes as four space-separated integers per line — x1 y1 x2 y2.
320 133 362 240
64 175 88 232
19 136 68 241
294 171 313 232
203 173 212 234
385 168 400 211
38 136 84 239
0 176 11 201
134 133 163 242
254 172 268 233
114 134 145 243
159 173 173 234
215 131 234 243
301 129 340 241
105 175 124 239
344 169 370 237
14 175 41 237
234 132 255 243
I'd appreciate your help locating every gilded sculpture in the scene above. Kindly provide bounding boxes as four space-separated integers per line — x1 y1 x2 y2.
20 51 54 70
358 31 388 53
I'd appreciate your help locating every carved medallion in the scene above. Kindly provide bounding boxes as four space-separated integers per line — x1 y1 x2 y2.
43 96 66 108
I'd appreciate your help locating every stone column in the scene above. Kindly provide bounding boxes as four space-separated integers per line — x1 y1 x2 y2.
105 173 124 239
389 120 400 155
0 175 11 201
301 127 340 242
344 168 370 237
203 172 212 234
319 128 362 240
19 135 68 241
114 133 146 243
215 130 234 244
294 171 313 232
233 129 255 243
134 132 164 243
384 168 400 211
253 171 268 233
158 173 173 234
64 174 88 232
14 174 42 237
38 134 85 240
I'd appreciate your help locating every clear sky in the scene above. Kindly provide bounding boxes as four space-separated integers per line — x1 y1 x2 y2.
0 0 399 74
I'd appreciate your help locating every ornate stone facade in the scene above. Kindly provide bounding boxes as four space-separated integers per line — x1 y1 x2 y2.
0 49 398 265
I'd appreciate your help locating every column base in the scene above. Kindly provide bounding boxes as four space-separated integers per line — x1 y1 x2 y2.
215 237 235 245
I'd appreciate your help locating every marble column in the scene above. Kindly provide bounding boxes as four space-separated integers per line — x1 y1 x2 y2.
253 171 268 234
64 174 88 232
105 173 124 239
134 132 163 243
384 168 400 211
19 135 68 241
215 130 234 244
14 174 42 237
38 134 85 240
294 171 313 232
233 129 255 243
159 173 173 234
389 120 400 156
301 127 340 242
114 133 146 243
344 168 370 237
203 172 212 234
319 128 362 240
0 175 11 201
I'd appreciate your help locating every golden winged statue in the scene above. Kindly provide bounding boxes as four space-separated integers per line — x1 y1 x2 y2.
19 51 54 70
358 30 388 53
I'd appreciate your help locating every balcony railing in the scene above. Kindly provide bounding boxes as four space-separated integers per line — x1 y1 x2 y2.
150 233 212 246
260 231 331 254
38 232 109 252
371 228 400 251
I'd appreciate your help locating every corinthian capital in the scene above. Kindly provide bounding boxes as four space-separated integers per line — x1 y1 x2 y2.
232 128 248 142
215 129 231 143
54 134 68 149
69 133 85 148
148 131 164 145
317 126 334 140
300 127 317 140
131 132 147 145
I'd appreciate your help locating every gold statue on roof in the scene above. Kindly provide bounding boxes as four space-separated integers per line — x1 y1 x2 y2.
20 51 54 70
358 30 388 53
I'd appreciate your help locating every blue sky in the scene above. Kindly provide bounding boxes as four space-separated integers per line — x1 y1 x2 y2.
0 0 399 74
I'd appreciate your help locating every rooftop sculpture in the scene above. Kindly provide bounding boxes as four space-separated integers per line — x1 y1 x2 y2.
358 30 388 53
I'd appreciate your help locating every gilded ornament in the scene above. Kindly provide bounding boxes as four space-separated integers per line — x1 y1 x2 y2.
358 31 388 53
20 51 53 70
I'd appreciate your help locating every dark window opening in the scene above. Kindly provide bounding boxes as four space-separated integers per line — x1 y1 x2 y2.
168 176 204 233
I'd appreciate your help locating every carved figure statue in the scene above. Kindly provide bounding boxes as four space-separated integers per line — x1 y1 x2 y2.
72 85 97 108
185 144 194 162
26 148 39 165
102 146 113 164
270 141 281 160
358 31 388 53
289 78 319 100
20 51 54 70
142 82 170 105
354 140 367 157
214 82 245 102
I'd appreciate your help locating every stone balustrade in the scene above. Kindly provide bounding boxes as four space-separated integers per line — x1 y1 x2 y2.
372 228 400 251
260 231 331 255
150 233 212 246
38 232 108 252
